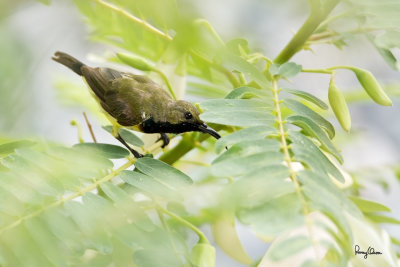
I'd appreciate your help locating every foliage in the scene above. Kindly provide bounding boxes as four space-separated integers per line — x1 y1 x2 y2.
1 0 400 266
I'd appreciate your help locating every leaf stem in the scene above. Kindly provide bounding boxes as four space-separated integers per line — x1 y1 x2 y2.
158 206 210 244
302 68 333 74
271 78 321 263
327 65 354 71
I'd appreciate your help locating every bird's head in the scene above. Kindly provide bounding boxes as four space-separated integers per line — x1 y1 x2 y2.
163 100 220 139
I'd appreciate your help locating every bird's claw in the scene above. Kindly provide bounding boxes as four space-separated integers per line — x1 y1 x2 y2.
157 133 170 148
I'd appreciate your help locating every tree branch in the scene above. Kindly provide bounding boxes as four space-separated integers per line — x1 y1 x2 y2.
274 0 341 64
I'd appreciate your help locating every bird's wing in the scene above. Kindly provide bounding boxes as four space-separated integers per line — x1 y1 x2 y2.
101 77 149 126
81 67 172 127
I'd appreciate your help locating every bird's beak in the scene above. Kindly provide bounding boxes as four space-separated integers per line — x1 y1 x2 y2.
197 123 221 139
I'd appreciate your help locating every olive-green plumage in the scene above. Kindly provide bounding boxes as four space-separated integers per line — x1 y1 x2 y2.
52 51 220 157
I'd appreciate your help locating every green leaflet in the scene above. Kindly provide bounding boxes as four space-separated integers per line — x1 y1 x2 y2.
225 86 272 99
200 99 274 126
230 164 293 208
187 81 229 99
269 62 302 78
347 1 400 70
368 28 400 71
216 50 270 87
133 248 182 267
103 126 144 147
115 224 177 252
1 225 54 267
267 235 311 261
120 158 192 200
118 129 145 147
100 182 155 232
0 140 36 157
0 183 23 216
367 214 400 225
287 115 343 163
211 139 283 177
373 45 400 71
289 131 345 183
283 88 328 110
48 146 114 177
238 193 304 237
298 170 362 237
135 157 193 186
42 209 85 254
226 38 250 55
0 172 29 206
73 0 169 62
65 199 113 254
316 219 352 260
284 98 335 139
73 143 130 159
349 196 391 213
215 126 275 153
1 153 63 196
187 53 214 83
120 170 182 200
24 217 69 267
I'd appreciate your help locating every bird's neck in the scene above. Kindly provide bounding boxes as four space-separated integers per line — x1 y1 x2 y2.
140 117 196 134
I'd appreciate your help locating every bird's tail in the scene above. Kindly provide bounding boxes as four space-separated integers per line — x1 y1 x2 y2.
52 51 85 76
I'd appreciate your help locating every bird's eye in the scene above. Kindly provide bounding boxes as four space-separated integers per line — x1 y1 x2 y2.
185 112 193 120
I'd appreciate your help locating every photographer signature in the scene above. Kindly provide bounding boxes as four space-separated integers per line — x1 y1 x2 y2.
354 245 382 259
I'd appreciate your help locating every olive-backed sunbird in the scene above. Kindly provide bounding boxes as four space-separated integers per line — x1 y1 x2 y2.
52 51 220 158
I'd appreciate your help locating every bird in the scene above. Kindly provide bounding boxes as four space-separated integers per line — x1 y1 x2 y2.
52 51 220 158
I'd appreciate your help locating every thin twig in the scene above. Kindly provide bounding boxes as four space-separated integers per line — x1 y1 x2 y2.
83 112 97 143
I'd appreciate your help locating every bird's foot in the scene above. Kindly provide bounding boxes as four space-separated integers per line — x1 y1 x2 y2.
116 134 143 158
157 133 170 148
129 148 144 158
